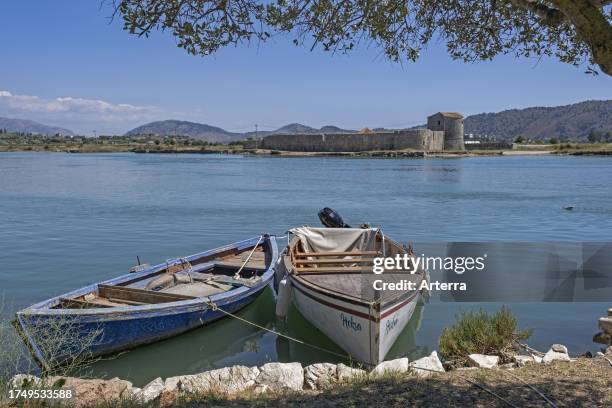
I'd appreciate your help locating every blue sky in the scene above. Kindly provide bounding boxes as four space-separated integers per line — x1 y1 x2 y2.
0 1 610 135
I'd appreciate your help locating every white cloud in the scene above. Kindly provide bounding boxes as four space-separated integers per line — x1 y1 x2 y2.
0 90 163 134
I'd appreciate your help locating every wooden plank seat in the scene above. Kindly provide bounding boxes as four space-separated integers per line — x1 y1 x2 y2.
217 250 267 270
191 275 260 288
117 247 244 287
294 258 375 265
98 284 196 304
207 275 260 288
295 266 373 274
296 271 372 276
58 297 116 309
295 251 380 258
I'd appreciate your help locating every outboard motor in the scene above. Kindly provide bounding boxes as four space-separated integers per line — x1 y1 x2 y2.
318 207 351 228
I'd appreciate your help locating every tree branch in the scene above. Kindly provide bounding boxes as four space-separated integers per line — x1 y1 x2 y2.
507 0 565 26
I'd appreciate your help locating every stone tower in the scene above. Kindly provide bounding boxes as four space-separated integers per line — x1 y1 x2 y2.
427 112 465 151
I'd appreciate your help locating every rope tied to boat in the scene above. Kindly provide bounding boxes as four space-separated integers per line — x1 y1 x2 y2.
205 299 351 360
204 299 554 408
233 235 264 280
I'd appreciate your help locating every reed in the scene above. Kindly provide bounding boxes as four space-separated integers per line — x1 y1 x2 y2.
438 306 532 367
0 300 104 392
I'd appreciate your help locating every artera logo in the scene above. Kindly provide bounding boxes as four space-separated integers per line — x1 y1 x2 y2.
341 313 362 332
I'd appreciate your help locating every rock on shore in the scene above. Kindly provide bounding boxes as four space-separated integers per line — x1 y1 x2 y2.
255 362 303 393
542 344 571 363
408 351 445 377
8 344 587 406
371 357 409 376
44 376 134 407
468 354 499 368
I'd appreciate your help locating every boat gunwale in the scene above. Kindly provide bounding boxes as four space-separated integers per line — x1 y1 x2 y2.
289 270 420 322
285 234 425 311
16 235 278 317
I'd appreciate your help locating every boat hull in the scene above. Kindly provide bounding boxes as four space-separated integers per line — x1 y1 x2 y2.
289 274 420 365
16 236 278 369
17 288 265 366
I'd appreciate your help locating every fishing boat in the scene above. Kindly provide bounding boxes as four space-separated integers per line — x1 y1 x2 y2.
16 235 278 369
275 211 428 365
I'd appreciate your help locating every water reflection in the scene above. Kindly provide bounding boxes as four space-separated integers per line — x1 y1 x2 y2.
87 287 427 386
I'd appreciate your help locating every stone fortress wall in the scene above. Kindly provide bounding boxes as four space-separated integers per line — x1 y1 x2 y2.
245 112 464 152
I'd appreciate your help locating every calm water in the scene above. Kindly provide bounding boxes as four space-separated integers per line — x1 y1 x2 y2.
0 152 610 385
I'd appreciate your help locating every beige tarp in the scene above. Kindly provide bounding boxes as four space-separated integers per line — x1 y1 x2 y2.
289 227 380 254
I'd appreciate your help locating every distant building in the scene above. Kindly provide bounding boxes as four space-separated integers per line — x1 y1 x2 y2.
426 112 465 151
244 112 466 152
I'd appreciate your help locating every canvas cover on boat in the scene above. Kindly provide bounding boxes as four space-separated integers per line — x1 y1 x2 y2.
289 227 380 254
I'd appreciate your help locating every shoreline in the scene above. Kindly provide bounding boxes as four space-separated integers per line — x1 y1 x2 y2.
4 350 611 407
2 144 612 157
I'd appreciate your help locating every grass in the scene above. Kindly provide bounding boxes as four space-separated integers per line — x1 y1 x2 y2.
551 142 612 153
2 358 610 407
438 306 532 367
80 358 612 408
0 143 246 154
0 300 105 406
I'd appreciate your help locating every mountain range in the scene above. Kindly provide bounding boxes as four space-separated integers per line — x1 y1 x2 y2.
125 120 242 143
126 100 610 142
1 100 609 142
125 121 356 142
464 100 611 141
0 116 74 136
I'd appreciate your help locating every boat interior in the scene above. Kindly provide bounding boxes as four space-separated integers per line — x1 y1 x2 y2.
289 230 426 303
53 242 270 309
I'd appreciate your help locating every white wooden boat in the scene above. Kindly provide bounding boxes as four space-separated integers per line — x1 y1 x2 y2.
276 226 428 365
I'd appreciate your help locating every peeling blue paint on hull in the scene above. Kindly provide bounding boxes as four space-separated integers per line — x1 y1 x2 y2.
15 235 278 369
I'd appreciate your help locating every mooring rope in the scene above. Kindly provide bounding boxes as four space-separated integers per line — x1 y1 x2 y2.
496 368 558 408
206 300 350 360
461 376 519 408
206 300 525 408
233 235 264 279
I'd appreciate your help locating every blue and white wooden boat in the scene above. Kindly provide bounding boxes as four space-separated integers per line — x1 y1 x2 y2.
15 235 278 369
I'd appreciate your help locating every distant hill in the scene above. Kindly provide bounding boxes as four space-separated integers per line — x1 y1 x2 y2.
464 100 611 141
273 123 318 134
124 100 611 143
244 123 355 138
320 125 355 133
125 120 242 143
0 116 74 136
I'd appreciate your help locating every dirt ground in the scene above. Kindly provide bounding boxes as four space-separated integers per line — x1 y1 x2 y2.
185 358 611 408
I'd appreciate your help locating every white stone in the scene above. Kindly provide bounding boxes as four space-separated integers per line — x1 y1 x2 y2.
336 363 366 382
596 351 605 357
254 384 270 394
255 362 304 392
163 375 192 393
135 377 164 403
371 357 409 376
9 374 41 389
180 366 260 394
45 376 134 407
409 351 445 377
551 344 568 354
542 349 570 363
303 363 337 390
513 355 538 366
468 354 499 369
